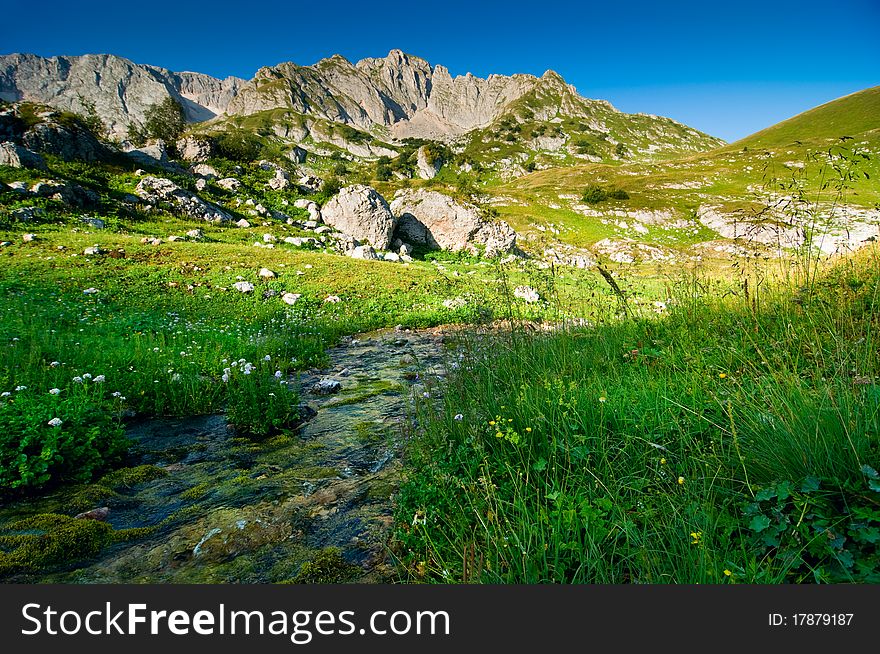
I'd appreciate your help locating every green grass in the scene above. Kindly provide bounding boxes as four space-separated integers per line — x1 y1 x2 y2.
395 248 880 583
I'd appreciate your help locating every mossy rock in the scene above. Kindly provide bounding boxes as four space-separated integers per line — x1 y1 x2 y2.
0 513 113 576
65 484 123 513
98 465 168 490
286 547 360 584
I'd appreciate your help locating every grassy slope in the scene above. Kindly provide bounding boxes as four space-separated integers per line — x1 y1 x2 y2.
731 86 880 149
489 90 880 253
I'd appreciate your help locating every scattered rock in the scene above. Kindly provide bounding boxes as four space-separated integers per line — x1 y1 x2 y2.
81 217 106 229
262 233 276 243
22 233 36 242
191 163 219 178
349 244 379 260
216 177 242 192
281 292 301 305
267 169 290 191
186 228 204 240
134 176 233 223
513 285 540 303
258 267 276 279
10 206 46 222
83 245 104 256
235 218 251 228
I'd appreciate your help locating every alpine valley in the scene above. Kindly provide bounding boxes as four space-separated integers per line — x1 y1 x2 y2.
0 48 878 585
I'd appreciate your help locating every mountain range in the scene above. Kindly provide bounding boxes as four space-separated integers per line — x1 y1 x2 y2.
0 50 723 165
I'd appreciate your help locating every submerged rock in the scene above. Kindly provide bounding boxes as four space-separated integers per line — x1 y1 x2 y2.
311 379 342 395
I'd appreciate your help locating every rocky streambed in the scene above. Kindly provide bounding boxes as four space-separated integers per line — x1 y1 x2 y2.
0 327 451 583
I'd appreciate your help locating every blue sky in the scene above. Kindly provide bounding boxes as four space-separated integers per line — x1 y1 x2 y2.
2 0 878 142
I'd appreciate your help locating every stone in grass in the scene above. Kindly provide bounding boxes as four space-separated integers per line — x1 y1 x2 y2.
22 233 37 242
258 267 276 279
513 285 540 303
83 245 104 256
311 379 342 395
282 293 301 305
233 281 255 293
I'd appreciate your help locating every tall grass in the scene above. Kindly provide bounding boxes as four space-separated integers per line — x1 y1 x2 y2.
395 248 880 583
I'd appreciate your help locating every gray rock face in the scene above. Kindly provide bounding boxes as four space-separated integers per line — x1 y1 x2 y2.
134 176 233 223
0 53 245 137
390 189 516 257
0 141 47 169
321 185 396 250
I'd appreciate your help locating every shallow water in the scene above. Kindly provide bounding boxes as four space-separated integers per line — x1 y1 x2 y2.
0 327 451 583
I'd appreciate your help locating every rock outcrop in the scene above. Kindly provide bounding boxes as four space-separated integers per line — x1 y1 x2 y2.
134 176 233 223
0 141 47 169
21 121 111 162
390 189 517 257
321 185 397 250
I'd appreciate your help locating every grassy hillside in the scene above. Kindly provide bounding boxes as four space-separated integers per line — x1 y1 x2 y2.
732 86 880 149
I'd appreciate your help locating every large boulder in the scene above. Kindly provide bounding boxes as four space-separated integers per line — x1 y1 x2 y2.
22 122 110 162
0 141 47 170
321 185 396 250
134 176 233 223
124 140 180 170
390 189 517 257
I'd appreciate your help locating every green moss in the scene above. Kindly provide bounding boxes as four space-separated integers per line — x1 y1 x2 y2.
180 482 211 501
0 513 113 576
99 465 168 490
291 466 340 480
65 484 123 513
113 526 158 542
286 547 360 584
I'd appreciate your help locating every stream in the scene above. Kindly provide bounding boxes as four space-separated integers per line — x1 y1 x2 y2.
0 327 452 583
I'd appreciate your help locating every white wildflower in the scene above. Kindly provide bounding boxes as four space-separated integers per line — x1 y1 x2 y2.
47 418 63 427
93 375 105 383
49 388 61 395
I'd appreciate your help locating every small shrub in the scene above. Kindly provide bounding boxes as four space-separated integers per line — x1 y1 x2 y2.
581 184 608 204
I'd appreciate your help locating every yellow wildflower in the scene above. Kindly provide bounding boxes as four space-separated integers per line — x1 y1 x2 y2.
677 476 685 485
724 569 732 577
